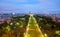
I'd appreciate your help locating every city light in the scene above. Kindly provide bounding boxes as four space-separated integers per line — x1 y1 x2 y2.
55 30 60 35
44 33 48 37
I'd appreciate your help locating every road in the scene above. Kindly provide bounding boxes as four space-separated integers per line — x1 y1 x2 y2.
24 14 44 37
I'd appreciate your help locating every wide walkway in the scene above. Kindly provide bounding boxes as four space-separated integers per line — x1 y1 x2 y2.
24 14 44 37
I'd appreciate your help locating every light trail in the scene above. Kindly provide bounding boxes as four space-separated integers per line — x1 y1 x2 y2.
24 14 44 37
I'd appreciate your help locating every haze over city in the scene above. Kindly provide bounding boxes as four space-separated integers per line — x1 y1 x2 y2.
0 0 60 14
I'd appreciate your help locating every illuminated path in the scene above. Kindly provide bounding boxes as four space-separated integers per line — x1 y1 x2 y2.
24 14 44 37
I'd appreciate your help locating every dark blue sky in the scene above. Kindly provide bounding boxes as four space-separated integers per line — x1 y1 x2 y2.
0 0 60 14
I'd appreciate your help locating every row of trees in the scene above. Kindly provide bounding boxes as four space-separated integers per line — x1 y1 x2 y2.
0 15 30 37
34 15 60 37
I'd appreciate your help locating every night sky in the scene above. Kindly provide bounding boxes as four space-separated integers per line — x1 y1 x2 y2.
0 0 60 14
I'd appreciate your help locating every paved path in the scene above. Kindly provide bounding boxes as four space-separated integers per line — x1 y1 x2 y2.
24 14 44 37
